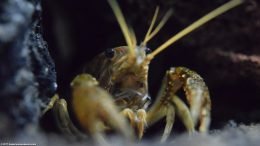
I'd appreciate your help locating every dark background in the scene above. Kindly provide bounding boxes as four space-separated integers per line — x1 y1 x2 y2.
41 0 260 136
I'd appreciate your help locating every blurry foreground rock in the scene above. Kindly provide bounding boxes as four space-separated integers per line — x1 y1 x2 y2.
0 0 56 137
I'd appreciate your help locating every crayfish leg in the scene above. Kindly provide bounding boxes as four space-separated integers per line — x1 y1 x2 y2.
42 94 87 139
146 67 211 141
71 74 134 143
167 67 211 132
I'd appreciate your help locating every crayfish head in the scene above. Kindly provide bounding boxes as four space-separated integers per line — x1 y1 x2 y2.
106 45 151 110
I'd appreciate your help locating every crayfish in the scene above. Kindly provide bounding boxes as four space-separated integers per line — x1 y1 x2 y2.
42 0 243 145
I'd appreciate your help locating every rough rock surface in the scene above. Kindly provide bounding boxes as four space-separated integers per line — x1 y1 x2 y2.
0 0 56 136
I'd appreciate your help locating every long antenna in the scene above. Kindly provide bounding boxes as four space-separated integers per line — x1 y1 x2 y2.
148 0 244 59
144 9 173 45
142 8 173 46
107 0 135 58
142 7 160 46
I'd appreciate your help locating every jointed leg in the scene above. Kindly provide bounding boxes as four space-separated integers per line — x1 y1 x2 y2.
41 94 87 139
167 67 211 132
121 108 136 128
41 94 59 116
160 105 175 142
121 108 147 139
146 94 194 142
198 104 211 132
171 95 194 133
136 109 147 139
146 67 211 141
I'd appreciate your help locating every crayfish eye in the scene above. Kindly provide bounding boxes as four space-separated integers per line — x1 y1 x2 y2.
105 48 115 58
145 47 152 54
